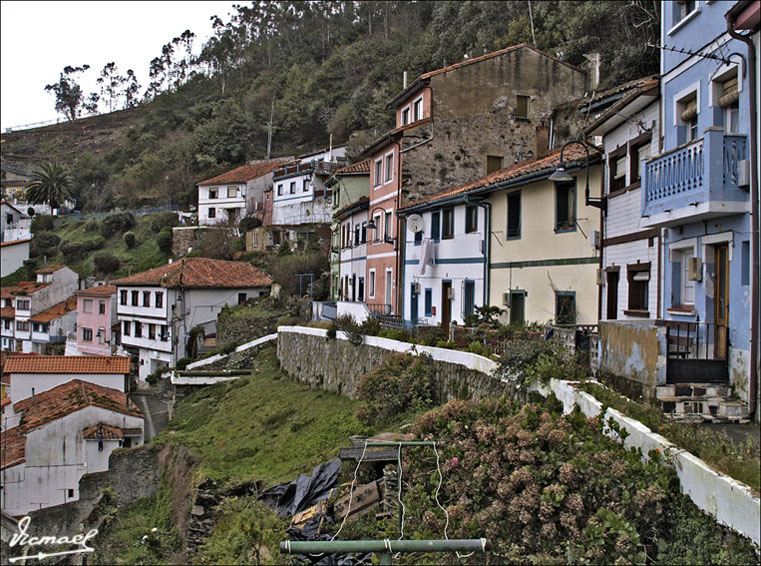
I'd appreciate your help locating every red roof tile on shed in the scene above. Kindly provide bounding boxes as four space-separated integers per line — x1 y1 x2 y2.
29 296 77 323
13 379 142 433
197 161 291 186
112 258 272 289
75 285 117 297
4 355 131 375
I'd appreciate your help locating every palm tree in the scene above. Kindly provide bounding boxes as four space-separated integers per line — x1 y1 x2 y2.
25 162 73 211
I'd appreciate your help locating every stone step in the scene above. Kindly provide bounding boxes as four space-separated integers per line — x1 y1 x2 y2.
656 383 729 400
660 395 750 423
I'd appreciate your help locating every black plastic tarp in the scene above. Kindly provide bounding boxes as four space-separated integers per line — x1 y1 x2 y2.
258 459 341 518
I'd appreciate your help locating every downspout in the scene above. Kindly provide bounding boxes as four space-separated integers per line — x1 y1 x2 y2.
479 201 491 309
597 160 605 322
725 17 758 417
395 138 404 318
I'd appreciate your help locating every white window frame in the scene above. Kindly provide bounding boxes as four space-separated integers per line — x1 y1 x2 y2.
413 96 423 121
227 187 237 198
668 0 700 36
669 238 698 308
384 151 394 184
372 212 383 243
208 207 216 219
368 269 376 299
208 188 217 199
672 82 700 127
401 105 411 126
385 268 393 307
83 299 93 314
373 159 383 188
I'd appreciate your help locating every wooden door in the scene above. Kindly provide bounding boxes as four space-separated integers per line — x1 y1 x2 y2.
606 270 619 320
714 244 729 359
441 281 452 330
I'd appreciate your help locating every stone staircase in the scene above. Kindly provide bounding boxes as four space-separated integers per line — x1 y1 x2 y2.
656 383 750 423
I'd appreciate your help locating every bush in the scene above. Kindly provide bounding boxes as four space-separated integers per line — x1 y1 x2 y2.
335 314 364 346
31 215 55 233
176 357 192 370
149 211 178 232
326 323 337 339
60 236 104 261
357 353 436 425
377 328 413 343
417 326 448 346
93 251 120 275
269 251 329 299
31 231 60 257
100 212 136 239
123 231 137 248
156 227 173 253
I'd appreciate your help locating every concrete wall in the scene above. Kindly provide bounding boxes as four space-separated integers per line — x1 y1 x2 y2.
598 320 667 401
0 240 29 278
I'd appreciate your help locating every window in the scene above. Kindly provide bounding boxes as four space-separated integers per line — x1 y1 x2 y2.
383 212 392 242
718 76 739 134
155 292 163 308
98 327 106 344
98 300 106 315
123 321 130 336
289 181 295 194
303 179 309 192
676 0 696 22
555 292 576 325
68 488 74 499
358 277 365 301
413 97 423 121
354 223 360 246
486 155 503 174
414 229 423 245
384 153 394 183
143 291 151 307
401 107 410 126
83 299 93 314
134 322 142 338
374 159 382 188
626 263 650 314
554 180 576 232
16 321 29 332
463 280 476 318
161 325 169 341
120 290 127 305
277 183 283 196
16 299 30 310
369 270 376 298
679 92 698 142
611 155 627 192
507 191 521 239
465 206 478 233
442 208 454 239
208 189 217 199
741 240 750 286
82 327 93 342
424 288 432 316
227 187 237 198
509 291 526 326
680 250 696 305
631 141 651 184
208 207 216 219
431 211 440 241
361 221 367 243
148 324 156 340
131 291 139 306
238 293 247 305
516 95 530 119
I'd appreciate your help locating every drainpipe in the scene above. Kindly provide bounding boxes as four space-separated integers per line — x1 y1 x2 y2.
478 201 491 308
725 15 758 417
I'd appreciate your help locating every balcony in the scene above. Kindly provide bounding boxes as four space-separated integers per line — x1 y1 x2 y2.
642 129 749 227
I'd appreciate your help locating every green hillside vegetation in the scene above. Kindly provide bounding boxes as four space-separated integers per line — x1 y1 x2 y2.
1 1 660 211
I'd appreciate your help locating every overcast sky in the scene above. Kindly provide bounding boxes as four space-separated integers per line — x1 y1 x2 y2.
1 1 237 131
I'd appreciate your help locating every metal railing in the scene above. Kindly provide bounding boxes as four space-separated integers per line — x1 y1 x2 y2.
665 319 728 360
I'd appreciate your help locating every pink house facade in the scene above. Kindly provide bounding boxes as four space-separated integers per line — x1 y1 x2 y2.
75 285 117 356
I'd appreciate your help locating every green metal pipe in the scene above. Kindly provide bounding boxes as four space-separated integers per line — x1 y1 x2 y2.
279 539 489 555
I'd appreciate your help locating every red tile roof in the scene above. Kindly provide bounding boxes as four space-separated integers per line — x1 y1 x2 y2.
4 355 131 375
583 77 659 135
399 144 601 211
29 296 77 323
112 258 272 289
75 285 117 297
0 427 26 469
83 423 125 440
13 379 142 434
197 161 292 186
0 238 32 247
335 196 369 220
334 160 371 175
35 265 66 275
585 75 659 106
1 286 21 299
1 307 14 319
13 282 52 296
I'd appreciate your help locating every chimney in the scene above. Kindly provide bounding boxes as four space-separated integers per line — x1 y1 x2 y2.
535 125 549 159
584 53 601 89
403 71 408 89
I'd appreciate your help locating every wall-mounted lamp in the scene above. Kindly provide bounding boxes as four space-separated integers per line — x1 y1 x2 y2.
549 141 606 213
366 207 396 245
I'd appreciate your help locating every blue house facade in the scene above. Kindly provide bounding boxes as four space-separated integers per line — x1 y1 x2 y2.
641 1 755 408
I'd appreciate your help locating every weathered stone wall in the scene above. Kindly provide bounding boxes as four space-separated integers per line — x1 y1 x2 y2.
401 48 587 207
277 328 506 402
216 314 282 347
25 444 162 537
598 321 667 402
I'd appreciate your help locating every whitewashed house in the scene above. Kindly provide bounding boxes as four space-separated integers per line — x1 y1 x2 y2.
113 257 272 380
197 160 292 226
336 197 369 305
0 379 143 516
29 296 78 354
1 287 16 351
583 77 661 321
0 200 31 243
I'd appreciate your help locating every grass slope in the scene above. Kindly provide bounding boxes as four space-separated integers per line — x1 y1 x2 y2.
163 345 371 486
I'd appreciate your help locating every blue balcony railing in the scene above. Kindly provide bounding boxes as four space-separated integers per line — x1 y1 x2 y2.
643 129 748 220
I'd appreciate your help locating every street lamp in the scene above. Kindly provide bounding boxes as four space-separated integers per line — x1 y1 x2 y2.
549 141 606 213
366 207 396 245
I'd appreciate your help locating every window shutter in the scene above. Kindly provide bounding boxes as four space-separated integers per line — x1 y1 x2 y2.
680 98 698 122
718 77 738 108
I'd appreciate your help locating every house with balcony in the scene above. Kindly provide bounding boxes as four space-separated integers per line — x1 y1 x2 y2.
399 145 602 330
0 379 143 516
113 258 272 380
335 197 369 309
358 44 588 318
197 159 293 226
9 266 79 353
582 76 662 322
269 147 347 248
70 285 118 356
328 160 371 302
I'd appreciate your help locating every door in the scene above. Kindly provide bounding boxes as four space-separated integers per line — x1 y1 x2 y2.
351 274 356 302
410 284 419 326
385 270 392 313
714 244 729 359
441 281 452 330
606 270 619 320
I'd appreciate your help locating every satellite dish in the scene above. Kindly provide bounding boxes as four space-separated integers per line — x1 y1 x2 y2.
407 214 424 234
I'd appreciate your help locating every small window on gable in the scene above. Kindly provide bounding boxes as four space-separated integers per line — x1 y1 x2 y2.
516 95 530 119
401 107 410 126
486 155 503 174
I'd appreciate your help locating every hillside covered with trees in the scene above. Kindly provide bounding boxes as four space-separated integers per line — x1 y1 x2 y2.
1 0 660 212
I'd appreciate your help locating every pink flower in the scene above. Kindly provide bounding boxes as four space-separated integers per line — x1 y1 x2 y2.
450 457 459 469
